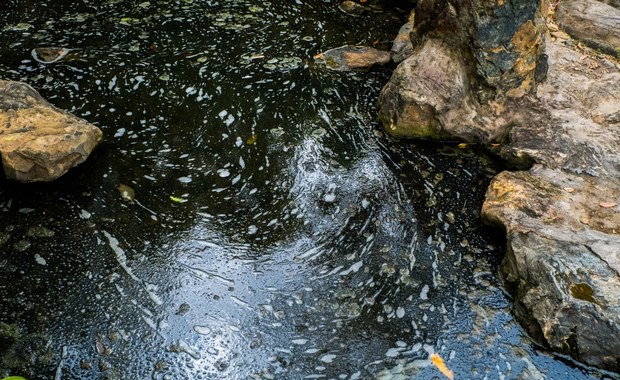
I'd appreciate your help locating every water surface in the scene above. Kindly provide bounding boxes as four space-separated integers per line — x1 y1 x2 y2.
0 1 616 379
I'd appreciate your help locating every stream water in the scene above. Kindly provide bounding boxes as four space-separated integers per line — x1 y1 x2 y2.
0 1 617 379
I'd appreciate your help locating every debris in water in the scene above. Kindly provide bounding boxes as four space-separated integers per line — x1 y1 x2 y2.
431 353 454 380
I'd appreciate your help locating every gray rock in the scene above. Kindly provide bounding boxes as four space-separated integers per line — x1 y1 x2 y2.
556 0 620 57
0 80 103 182
391 13 414 63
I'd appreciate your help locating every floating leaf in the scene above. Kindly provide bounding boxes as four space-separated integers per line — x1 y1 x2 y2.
170 196 187 203
246 134 258 145
570 283 597 304
431 353 454 380
600 201 617 208
2 377 29 380
118 184 135 202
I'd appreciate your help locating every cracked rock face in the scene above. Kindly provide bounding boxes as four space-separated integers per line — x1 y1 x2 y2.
482 167 620 371
0 80 103 182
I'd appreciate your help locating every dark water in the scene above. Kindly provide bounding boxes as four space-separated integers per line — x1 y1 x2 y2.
0 1 616 379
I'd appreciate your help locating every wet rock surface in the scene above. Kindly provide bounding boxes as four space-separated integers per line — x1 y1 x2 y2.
556 0 620 57
483 35 620 371
390 11 414 63
314 45 391 71
377 38 486 141
482 167 620 371
0 80 102 182
378 0 620 371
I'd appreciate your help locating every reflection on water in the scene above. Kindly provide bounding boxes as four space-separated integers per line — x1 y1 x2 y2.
0 1 616 379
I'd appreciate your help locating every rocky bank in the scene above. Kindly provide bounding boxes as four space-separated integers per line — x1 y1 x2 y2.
375 0 620 372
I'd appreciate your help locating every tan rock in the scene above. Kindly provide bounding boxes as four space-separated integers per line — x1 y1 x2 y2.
377 38 494 141
314 45 390 71
0 80 103 182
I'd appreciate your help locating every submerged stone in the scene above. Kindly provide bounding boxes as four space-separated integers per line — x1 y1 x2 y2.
338 1 367 17
31 47 74 64
314 45 390 71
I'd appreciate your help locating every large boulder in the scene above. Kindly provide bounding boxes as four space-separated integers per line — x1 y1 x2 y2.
378 0 547 140
377 38 490 141
482 167 620 371
482 35 620 371
0 80 103 182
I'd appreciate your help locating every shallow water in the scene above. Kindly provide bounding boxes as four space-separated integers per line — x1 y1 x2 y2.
0 1 617 379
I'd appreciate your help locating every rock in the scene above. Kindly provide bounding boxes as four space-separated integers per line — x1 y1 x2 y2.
409 0 547 97
31 47 74 64
338 1 368 17
314 45 390 71
481 167 620 371
0 80 103 182
377 38 492 141
500 42 620 175
378 0 548 140
482 37 620 371
390 11 414 63
556 0 620 57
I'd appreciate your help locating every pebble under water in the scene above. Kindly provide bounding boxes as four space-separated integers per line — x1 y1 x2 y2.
0 1 617 379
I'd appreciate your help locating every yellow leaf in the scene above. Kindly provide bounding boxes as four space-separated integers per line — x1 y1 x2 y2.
431 353 454 380
246 134 258 145
457 143 468 149
170 196 187 203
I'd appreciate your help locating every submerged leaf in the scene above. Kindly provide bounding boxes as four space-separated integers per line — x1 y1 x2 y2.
2 377 29 380
599 201 617 208
170 196 187 203
431 353 454 380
